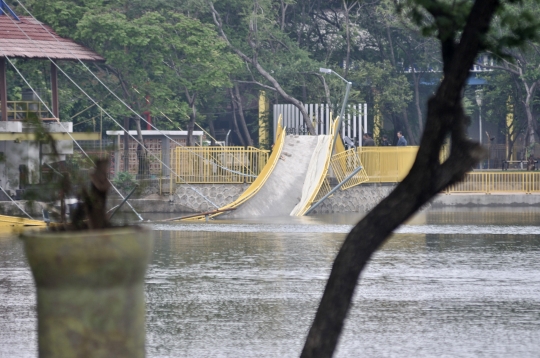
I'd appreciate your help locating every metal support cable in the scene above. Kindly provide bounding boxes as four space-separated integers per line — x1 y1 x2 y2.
0 50 146 219
13 0 255 179
0 185 33 219
1 14 219 209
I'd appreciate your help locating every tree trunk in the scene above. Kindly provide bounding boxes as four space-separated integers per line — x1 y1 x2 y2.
208 120 216 146
301 0 497 355
401 110 416 145
134 117 144 150
523 82 537 148
187 102 196 146
229 88 246 146
134 117 148 175
386 26 396 67
123 117 129 172
314 74 332 111
414 72 424 134
280 0 288 31
234 84 254 146
250 57 316 135
343 0 351 77
185 89 197 146
525 103 536 148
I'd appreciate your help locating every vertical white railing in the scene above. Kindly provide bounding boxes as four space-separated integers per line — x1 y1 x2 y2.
273 103 368 142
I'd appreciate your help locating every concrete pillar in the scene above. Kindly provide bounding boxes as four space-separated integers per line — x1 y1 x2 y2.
162 137 170 176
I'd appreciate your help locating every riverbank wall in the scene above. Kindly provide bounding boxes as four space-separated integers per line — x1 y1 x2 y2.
2 183 540 217
112 183 540 214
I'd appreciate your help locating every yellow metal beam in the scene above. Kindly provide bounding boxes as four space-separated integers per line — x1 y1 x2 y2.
0 132 101 141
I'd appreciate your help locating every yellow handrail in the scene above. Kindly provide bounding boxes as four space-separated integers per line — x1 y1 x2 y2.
446 172 540 194
357 146 418 183
330 148 369 190
172 146 270 184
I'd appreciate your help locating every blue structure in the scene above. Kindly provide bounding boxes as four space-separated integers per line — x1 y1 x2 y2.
0 0 20 21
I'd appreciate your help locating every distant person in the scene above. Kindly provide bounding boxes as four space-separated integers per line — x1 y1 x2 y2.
397 131 407 146
363 133 375 146
528 154 536 171
380 134 391 146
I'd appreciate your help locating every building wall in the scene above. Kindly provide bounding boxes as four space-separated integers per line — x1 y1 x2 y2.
111 135 188 177
0 122 73 192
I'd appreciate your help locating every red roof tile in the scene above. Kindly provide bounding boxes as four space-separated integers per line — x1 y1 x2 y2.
0 15 104 61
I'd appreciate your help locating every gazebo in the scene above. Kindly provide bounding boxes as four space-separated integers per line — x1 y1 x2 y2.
0 1 103 191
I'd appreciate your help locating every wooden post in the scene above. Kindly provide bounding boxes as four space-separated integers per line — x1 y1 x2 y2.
0 57 7 121
50 62 59 119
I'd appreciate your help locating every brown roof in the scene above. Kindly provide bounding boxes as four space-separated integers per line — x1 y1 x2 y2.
0 15 104 61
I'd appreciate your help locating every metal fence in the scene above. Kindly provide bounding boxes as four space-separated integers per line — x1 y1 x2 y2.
330 148 370 190
445 172 540 194
69 145 163 181
357 146 418 183
273 103 368 141
356 147 540 193
171 146 270 184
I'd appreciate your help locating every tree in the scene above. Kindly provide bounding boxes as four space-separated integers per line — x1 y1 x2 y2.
301 0 540 356
208 1 318 135
348 60 412 141
481 47 540 148
162 12 241 145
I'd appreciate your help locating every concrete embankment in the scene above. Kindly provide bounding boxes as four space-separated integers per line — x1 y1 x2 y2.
2 185 540 218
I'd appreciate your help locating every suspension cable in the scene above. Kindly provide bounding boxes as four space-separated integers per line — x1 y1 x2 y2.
0 50 146 219
0 185 33 219
13 0 256 179
1 15 219 209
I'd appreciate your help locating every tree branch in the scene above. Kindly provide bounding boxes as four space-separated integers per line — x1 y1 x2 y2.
209 1 316 135
233 80 277 92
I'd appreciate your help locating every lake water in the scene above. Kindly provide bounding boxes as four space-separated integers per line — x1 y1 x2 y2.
2 208 540 357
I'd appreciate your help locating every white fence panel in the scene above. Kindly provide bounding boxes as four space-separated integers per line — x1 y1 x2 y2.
273 103 368 142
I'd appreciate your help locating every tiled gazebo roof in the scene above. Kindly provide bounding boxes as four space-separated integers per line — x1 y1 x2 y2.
0 15 104 61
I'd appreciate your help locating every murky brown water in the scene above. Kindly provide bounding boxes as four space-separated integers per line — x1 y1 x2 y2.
2 208 540 357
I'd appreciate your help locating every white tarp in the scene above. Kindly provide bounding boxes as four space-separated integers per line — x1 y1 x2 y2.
290 135 332 216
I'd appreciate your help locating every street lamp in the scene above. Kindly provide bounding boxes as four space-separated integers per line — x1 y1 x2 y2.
320 68 352 151
475 89 483 169
475 89 483 145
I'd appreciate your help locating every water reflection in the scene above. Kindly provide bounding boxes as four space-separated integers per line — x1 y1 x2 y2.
1 210 540 357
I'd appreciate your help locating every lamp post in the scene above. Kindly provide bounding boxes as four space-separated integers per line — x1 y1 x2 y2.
320 68 352 151
475 90 483 169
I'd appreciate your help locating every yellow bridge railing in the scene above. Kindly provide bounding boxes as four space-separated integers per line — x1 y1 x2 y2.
330 148 369 190
168 144 539 195
356 146 540 194
446 172 540 194
171 146 270 184
357 146 418 183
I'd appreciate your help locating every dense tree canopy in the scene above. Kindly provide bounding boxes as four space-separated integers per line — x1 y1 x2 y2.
3 0 540 149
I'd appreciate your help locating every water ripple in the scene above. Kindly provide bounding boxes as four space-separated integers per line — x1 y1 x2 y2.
149 222 540 235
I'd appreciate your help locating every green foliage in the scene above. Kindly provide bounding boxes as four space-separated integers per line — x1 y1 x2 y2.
349 61 412 116
10 0 540 145
112 171 136 192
